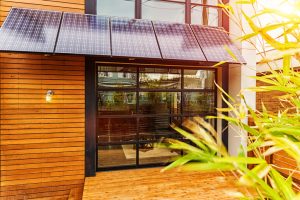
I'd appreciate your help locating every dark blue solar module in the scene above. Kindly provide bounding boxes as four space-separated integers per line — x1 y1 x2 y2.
55 13 111 56
110 17 161 58
152 21 206 61
0 8 62 53
191 26 245 63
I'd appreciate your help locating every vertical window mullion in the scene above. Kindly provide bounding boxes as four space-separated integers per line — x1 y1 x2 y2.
135 0 142 19
185 0 191 24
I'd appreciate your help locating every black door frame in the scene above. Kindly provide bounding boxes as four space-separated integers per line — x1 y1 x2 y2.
85 57 229 176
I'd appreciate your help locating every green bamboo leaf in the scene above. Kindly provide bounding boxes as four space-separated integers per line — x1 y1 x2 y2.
270 168 296 199
239 164 281 200
213 156 265 164
215 83 235 102
181 162 235 172
162 153 198 172
269 127 300 138
170 124 211 152
212 60 227 67
263 146 282 157
224 45 238 62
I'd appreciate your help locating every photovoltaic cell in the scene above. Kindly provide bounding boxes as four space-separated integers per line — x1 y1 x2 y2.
111 18 161 58
0 8 62 53
153 22 206 61
191 26 245 63
55 13 111 56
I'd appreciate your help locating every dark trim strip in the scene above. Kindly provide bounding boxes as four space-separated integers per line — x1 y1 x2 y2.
185 0 191 24
221 64 229 149
135 0 142 19
85 0 97 15
85 58 97 177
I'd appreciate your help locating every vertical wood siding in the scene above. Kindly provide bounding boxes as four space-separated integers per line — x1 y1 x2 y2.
0 1 85 199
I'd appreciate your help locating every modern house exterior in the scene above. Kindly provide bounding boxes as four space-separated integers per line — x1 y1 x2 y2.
0 0 256 199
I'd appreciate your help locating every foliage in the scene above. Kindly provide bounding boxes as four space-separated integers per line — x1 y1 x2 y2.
162 0 300 199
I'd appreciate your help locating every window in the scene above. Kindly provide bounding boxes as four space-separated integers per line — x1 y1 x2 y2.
96 0 223 26
142 0 185 23
97 0 135 18
96 64 216 169
191 6 219 26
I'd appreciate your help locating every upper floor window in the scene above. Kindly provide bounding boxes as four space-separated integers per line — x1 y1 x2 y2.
191 0 220 26
142 0 185 23
97 0 135 18
96 0 223 26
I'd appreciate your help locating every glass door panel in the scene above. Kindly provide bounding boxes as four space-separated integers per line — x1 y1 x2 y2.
139 116 181 142
96 64 216 170
98 144 136 168
97 117 137 144
139 92 181 114
138 142 181 165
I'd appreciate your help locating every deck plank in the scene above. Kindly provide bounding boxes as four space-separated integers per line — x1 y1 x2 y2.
83 168 249 200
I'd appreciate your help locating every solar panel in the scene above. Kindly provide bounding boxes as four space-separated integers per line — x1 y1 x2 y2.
153 22 206 61
191 26 245 63
0 8 62 53
111 18 161 58
55 13 111 56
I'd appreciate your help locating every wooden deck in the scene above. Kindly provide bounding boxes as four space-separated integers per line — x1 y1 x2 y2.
83 167 250 200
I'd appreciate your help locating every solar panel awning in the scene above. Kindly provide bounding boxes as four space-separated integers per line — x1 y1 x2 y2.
0 7 245 64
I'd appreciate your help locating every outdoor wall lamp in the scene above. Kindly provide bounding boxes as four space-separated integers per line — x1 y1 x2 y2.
46 90 54 103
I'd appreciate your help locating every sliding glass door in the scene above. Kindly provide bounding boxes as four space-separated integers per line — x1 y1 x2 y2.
96 64 216 170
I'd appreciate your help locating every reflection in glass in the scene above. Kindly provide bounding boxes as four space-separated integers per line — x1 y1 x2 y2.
98 145 136 168
191 6 219 26
139 68 181 89
139 92 181 114
98 91 136 114
98 66 137 88
138 142 181 165
184 69 215 89
97 0 134 18
139 116 181 141
142 0 185 23
183 92 215 114
97 118 137 143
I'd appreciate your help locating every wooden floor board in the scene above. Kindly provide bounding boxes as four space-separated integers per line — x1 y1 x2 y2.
83 167 250 200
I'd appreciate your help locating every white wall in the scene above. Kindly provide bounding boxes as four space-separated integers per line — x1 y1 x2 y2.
227 2 257 156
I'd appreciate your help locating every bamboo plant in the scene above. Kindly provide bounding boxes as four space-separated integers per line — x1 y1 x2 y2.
162 0 300 199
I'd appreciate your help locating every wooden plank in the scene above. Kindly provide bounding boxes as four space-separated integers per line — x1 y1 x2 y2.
1 150 84 161
0 0 85 198
83 168 254 200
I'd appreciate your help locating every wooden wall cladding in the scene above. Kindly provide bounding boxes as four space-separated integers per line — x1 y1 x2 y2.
256 77 300 181
0 1 85 199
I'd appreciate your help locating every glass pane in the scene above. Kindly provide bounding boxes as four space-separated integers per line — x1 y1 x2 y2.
97 118 137 143
138 142 181 165
98 91 136 114
142 0 185 23
183 92 215 114
97 0 134 18
139 92 181 114
98 145 136 168
191 6 219 26
98 66 137 88
184 69 215 89
139 116 181 141
139 68 181 89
